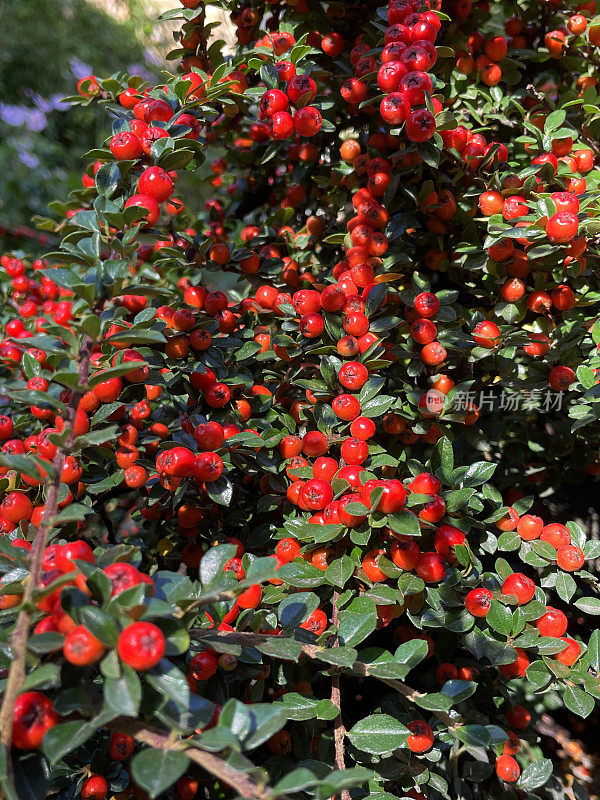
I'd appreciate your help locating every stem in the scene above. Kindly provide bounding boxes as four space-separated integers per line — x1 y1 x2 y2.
330 591 350 800
106 719 292 800
193 630 459 730
0 335 93 781
196 4 211 74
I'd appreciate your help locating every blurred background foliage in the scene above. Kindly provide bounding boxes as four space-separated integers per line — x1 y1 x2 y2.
0 0 173 242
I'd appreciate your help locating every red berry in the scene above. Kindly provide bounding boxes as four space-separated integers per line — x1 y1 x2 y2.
472 320 500 348
499 647 529 679
555 637 581 666
405 109 436 142
505 704 530 729
406 720 434 753
516 514 543 541
108 731 135 761
55 540 95 572
556 544 584 571
138 166 174 202
63 625 105 666
110 131 142 160
301 478 334 510
362 549 388 582
546 211 578 243
12 692 58 749
496 754 520 782
1 491 33 523
299 608 328 634
189 650 218 681
118 622 165 671
81 775 109 800
501 573 535 605
536 606 567 637
416 551 446 583
465 587 493 617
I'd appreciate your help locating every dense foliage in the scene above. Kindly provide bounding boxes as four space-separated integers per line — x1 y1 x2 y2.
1 1 600 799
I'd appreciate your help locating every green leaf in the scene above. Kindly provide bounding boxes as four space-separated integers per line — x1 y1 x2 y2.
326 555 355 588
94 162 121 197
27 632 64 654
317 767 375 799
486 599 513 636
415 692 453 713
243 704 287 749
278 592 319 631
23 664 61 692
256 637 302 661
338 596 377 647
583 629 599 671
461 461 496 487
395 638 428 669
281 692 328 721
318 647 357 668
397 572 425 596
456 725 491 747
80 605 119 646
130 748 188 798
388 510 421 537
360 395 395 418
555 571 576 602
441 680 477 704
574 597 600 614
104 665 142 717
146 662 190 709
205 476 233 507
12 753 49 800
347 714 409 754
431 436 453 483
563 685 595 718
518 758 553 791
158 148 194 170
43 709 116 762
199 544 237 590
544 109 566 131
276 560 326 588
273 768 319 795
259 63 280 88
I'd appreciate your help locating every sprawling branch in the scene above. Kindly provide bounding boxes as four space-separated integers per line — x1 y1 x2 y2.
330 591 350 800
0 335 93 780
106 719 292 800
192 630 459 730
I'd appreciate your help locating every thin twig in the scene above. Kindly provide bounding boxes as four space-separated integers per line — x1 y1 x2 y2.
106 719 292 800
0 335 93 783
193 630 459 729
330 591 350 800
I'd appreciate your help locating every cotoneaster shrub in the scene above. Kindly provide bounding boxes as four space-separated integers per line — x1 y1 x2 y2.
1 1 600 800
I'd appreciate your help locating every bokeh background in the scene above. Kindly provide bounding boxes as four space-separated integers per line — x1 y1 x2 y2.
0 1 163 235
0 0 231 253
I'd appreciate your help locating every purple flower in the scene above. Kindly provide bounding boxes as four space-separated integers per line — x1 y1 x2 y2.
24 91 69 113
69 56 93 81
0 103 48 131
17 149 39 169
